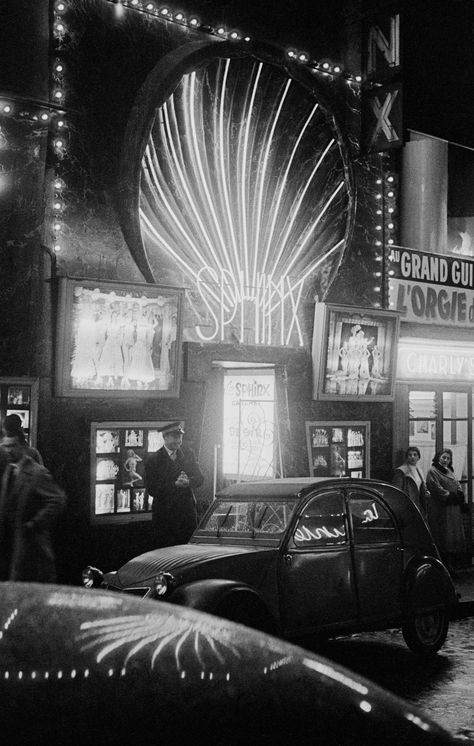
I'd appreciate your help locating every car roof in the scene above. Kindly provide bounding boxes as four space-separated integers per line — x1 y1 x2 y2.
215 477 386 500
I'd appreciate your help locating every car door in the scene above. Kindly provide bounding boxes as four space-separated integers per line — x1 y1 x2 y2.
348 489 403 620
279 490 357 636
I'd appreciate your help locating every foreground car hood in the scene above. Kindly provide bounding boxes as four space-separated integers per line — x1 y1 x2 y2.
110 543 276 587
0 582 455 746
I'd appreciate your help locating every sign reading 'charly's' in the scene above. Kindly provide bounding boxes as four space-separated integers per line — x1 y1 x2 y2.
389 247 474 327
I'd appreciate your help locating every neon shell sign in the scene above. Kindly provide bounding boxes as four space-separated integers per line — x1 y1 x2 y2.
123 49 352 347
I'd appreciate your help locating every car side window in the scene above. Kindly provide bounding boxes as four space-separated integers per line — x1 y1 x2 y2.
349 494 398 544
293 492 347 548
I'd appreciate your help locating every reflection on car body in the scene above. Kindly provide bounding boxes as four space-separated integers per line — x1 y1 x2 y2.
83 478 458 656
0 582 457 745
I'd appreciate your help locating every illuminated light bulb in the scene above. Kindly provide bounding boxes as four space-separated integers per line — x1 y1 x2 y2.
41 112 49 121
230 31 239 39
375 240 382 246
375 178 382 184
55 23 65 33
387 190 394 197
375 255 382 261
374 271 381 277
376 209 382 215
322 62 330 70
54 179 64 190
387 175 394 182
131 0 139 4
243 36 251 41
298 54 308 62
388 238 394 244
57 120 65 128
56 1 66 10
53 244 62 253
54 139 64 149
55 63 63 73
373 302 380 308
3 105 11 114
388 269 395 276
287 50 296 58
388 222 394 229
375 225 382 231
53 222 62 232
174 13 184 21
375 193 382 199
333 65 341 73
355 75 362 82
54 90 63 100
54 201 62 210
388 207 394 213
160 7 169 15
216 27 226 35
189 17 199 26
146 3 154 10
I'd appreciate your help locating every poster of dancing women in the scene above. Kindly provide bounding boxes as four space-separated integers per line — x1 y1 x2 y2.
55 278 184 397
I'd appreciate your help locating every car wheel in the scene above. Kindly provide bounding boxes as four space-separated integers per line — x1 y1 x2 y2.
401 608 449 656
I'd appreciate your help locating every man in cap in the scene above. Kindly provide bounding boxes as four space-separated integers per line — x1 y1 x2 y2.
144 422 204 547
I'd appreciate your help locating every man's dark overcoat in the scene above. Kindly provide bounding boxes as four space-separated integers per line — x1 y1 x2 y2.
144 445 204 547
0 456 66 581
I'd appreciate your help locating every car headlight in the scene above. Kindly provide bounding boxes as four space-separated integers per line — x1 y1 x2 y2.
82 566 104 588
154 572 174 597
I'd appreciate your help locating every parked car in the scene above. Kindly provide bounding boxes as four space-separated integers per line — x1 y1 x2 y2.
0 581 457 745
83 478 458 656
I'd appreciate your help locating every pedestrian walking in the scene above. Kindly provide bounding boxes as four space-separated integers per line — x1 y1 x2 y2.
426 449 466 577
144 421 204 547
392 446 429 517
0 432 66 582
2 413 44 464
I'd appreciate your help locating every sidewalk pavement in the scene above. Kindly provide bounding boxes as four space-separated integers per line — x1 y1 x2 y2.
451 565 474 619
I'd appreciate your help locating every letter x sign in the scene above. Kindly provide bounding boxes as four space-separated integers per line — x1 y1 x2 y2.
366 83 402 150
370 90 399 146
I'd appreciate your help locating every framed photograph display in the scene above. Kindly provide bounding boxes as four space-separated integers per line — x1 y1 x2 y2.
0 377 39 446
306 421 371 479
312 303 400 401
90 420 181 524
55 277 184 397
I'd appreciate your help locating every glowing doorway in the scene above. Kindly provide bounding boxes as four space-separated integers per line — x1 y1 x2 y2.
222 368 280 481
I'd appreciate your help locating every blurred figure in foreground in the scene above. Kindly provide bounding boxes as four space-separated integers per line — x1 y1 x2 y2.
0 431 66 582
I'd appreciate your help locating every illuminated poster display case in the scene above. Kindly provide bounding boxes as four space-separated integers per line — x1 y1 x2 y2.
90 420 178 524
0 377 39 446
306 421 371 479
312 303 400 401
55 278 184 398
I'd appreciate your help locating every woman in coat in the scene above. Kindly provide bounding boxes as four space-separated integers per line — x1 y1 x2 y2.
426 449 466 576
392 446 429 517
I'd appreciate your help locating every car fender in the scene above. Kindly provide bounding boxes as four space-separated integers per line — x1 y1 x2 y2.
402 556 457 614
169 578 276 633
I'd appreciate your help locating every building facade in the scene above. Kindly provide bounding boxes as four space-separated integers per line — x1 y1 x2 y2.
1 0 472 580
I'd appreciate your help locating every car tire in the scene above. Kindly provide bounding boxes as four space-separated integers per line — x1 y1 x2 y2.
401 608 449 656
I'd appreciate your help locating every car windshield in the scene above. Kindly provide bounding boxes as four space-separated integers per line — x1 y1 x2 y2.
198 500 297 538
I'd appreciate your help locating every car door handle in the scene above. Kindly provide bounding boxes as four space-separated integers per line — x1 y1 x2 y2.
284 554 292 565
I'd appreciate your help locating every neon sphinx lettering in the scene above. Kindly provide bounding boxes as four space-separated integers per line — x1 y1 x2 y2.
195 265 304 346
295 523 346 543
361 502 379 523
